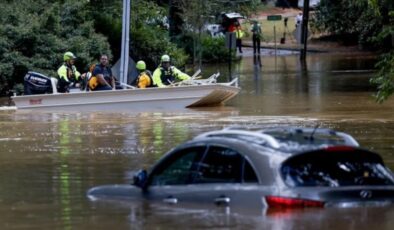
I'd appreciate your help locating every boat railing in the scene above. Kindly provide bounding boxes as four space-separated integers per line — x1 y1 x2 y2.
55 68 235 93
172 72 221 86
118 82 137 89
219 77 238 87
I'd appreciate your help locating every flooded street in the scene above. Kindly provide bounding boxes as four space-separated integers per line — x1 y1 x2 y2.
1 50 394 229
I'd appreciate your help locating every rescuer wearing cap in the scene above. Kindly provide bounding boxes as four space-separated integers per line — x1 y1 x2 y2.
135 60 154 88
57 51 84 93
152 54 190 88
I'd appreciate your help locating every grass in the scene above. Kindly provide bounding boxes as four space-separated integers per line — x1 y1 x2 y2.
242 17 298 43
240 7 301 43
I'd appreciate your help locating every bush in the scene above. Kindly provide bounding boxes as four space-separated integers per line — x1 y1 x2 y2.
131 25 188 71
313 0 386 49
201 36 232 62
0 0 111 95
370 51 394 103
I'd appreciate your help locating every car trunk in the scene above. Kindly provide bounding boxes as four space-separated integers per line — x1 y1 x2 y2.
272 146 394 208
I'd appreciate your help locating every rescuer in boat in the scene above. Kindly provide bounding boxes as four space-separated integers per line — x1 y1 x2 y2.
152 55 190 87
88 54 116 91
57 52 85 93
135 60 154 88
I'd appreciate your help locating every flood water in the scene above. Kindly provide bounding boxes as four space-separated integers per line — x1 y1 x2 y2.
1 49 394 229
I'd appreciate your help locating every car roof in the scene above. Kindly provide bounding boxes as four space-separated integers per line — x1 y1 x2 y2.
223 12 244 19
194 126 359 154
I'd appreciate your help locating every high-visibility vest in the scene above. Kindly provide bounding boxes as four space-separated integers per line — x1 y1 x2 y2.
137 71 153 88
236 28 244 39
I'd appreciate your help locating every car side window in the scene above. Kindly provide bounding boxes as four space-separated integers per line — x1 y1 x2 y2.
243 158 259 183
149 146 206 186
192 146 258 183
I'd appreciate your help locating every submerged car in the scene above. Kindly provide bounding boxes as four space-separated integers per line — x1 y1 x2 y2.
87 127 394 210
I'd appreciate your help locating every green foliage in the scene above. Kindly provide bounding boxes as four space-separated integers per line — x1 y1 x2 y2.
173 0 260 64
313 0 379 47
0 0 111 94
89 0 188 70
314 0 394 102
314 0 393 49
200 36 232 62
131 24 188 70
0 0 192 94
131 0 188 69
370 51 394 103
88 0 122 61
369 9 394 103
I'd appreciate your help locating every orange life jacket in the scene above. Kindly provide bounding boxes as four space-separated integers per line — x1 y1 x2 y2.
88 63 99 90
136 71 154 88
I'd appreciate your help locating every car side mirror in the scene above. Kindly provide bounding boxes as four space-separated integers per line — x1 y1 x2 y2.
133 169 148 188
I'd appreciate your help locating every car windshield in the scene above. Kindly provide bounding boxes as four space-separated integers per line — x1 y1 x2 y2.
281 149 394 187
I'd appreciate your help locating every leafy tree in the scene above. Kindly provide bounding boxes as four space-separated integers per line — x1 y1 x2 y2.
87 0 188 71
130 0 188 69
313 0 394 102
370 51 394 103
87 0 123 61
0 0 111 94
173 0 261 65
369 3 394 102
174 0 217 67
313 0 383 47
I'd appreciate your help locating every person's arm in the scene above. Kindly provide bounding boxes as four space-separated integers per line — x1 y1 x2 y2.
93 66 112 88
152 68 165 87
111 76 115 89
172 67 190 81
94 74 112 88
57 65 70 82
109 68 116 89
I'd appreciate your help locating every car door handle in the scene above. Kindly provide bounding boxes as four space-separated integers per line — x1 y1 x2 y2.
214 196 230 205
163 197 178 204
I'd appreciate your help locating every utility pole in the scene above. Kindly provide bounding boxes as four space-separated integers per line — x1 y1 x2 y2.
120 0 130 84
168 0 175 41
300 0 310 60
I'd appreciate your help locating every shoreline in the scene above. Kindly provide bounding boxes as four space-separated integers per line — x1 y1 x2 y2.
243 7 377 55
242 40 377 55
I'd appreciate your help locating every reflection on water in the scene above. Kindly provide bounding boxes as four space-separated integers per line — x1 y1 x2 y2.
1 52 394 229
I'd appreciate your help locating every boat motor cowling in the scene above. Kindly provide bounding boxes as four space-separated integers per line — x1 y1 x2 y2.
24 71 53 95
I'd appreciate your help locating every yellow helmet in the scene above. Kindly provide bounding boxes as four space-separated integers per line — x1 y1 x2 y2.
136 60 146 70
63 52 76 61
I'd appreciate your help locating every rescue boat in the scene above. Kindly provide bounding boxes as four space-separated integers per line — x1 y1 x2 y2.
12 71 240 112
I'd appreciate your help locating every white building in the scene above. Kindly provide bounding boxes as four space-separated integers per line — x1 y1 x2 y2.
298 0 320 8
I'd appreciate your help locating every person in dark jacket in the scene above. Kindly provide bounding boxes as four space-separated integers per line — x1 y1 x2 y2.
251 20 262 54
90 54 115 91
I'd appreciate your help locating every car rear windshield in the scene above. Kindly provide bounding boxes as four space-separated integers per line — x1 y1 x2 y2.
281 149 394 187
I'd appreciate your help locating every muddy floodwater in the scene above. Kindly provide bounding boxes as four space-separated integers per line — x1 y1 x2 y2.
1 50 394 229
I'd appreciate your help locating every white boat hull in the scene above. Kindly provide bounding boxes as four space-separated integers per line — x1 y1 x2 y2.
12 84 240 112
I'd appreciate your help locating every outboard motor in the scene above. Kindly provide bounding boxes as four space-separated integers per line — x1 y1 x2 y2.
24 71 53 95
